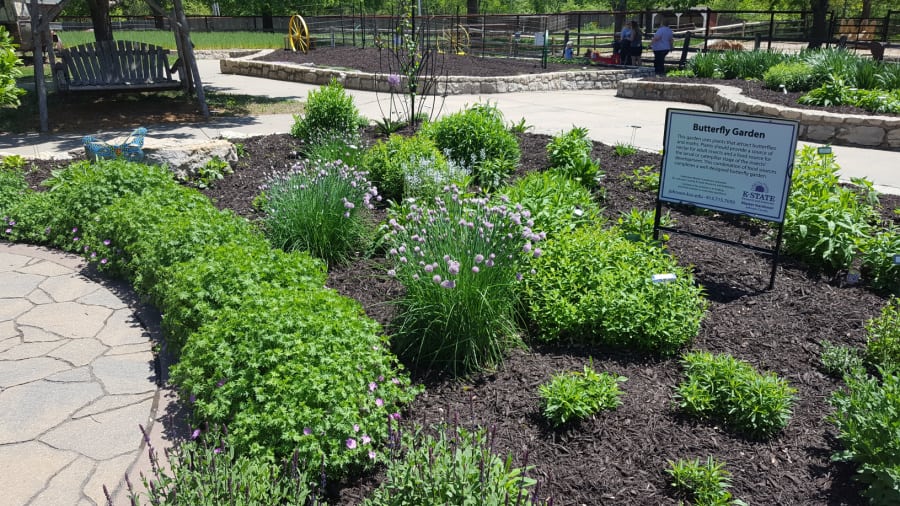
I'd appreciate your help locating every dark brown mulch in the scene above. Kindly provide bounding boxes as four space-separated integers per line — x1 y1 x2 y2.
192 128 898 506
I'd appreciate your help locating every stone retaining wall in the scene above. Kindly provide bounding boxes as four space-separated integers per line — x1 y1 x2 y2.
220 51 654 95
616 79 900 151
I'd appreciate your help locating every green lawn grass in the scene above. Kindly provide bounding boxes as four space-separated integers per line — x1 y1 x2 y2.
57 30 285 50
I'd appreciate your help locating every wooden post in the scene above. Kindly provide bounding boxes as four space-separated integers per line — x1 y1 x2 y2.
29 0 48 132
171 0 208 118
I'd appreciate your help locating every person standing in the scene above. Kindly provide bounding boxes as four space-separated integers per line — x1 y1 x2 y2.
619 23 633 65
629 20 643 66
651 19 675 75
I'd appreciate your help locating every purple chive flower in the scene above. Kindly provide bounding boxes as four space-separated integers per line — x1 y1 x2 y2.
191 428 201 440
523 242 532 253
485 259 494 268
303 427 312 435
390 412 402 421
472 266 480 273
448 261 460 275
474 254 484 264
533 248 542 258
432 274 442 284
440 280 456 289
387 269 396 277
387 74 401 88
375 398 384 407
424 264 434 273
214 447 223 454
346 438 357 449
516 272 523 281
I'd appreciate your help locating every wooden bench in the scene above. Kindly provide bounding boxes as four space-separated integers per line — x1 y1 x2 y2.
55 40 182 93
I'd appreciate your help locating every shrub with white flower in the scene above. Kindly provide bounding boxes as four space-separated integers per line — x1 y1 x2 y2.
261 159 380 266
384 185 544 374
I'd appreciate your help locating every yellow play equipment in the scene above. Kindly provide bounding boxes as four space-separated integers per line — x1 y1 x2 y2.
288 14 311 52
437 24 469 55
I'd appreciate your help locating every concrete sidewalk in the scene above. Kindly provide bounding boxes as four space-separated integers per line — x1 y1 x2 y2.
1 58 899 195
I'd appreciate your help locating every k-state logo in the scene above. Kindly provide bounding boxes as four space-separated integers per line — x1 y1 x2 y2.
742 182 775 203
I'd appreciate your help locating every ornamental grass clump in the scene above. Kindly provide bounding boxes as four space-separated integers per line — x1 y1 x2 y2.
384 185 544 374
261 159 379 266
675 351 796 439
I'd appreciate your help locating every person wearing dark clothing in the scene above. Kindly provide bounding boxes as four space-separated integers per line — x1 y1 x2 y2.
651 19 675 75
628 20 643 66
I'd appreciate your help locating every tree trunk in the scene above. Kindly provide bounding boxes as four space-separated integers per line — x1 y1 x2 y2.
466 0 478 16
861 0 871 19
86 0 113 42
808 0 829 49
614 0 626 33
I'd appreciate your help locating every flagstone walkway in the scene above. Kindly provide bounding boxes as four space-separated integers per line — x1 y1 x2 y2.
0 242 166 506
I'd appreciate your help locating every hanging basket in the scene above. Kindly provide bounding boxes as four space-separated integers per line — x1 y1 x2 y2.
82 127 148 162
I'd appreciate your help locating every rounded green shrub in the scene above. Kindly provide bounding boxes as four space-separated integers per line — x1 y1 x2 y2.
498 170 602 237
152 242 327 355
521 225 706 354
675 351 796 438
362 134 453 202
170 285 419 476
539 364 626 427
861 228 900 294
421 103 520 188
763 61 815 92
291 78 365 147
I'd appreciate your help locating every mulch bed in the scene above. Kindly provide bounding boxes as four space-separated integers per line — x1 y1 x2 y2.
19 50 900 505
194 128 899 506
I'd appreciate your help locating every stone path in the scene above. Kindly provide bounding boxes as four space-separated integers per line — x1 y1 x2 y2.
0 242 164 506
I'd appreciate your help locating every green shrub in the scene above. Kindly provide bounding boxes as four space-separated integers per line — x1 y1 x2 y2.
539 364 626 426
624 164 659 192
799 73 854 107
38 159 177 251
133 427 315 505
876 62 900 90
547 126 591 169
303 136 366 168
89 186 264 292
363 424 541 506
801 47 860 87
614 208 673 246
0 166 28 220
152 242 327 355
829 369 900 505
763 61 815 92
0 26 25 107
421 103 520 189
290 78 365 147
689 52 722 78
384 185 539 374
783 146 877 270
675 351 796 438
362 134 455 202
716 49 786 80
667 457 743 506
0 190 57 244
613 142 637 157
522 225 706 354
819 340 865 378
850 88 900 115
861 228 900 293
170 285 419 476
498 170 602 237
866 298 900 371
261 159 378 266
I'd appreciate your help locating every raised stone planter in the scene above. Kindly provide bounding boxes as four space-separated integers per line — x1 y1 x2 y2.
616 79 900 151
220 50 654 95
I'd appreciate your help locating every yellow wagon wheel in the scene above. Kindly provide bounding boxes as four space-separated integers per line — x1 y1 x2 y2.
288 15 311 53
437 24 470 55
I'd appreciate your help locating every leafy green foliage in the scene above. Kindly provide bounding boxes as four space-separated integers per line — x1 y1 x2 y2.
303 136 366 168
384 185 539 374
624 164 659 192
861 228 900 293
829 368 900 506
539 364 626 426
132 427 315 505
89 185 263 292
613 142 637 157
819 340 865 378
290 78 365 147
362 134 454 202
0 154 26 171
0 190 56 244
522 225 706 354
261 159 378 266
716 49 787 80
667 457 745 506
675 351 796 439
0 26 25 107
0 166 28 220
421 103 521 189
363 424 541 506
783 146 877 270
171 285 419 476
689 52 721 78
763 61 815 92
508 116 533 134
189 156 233 189
152 242 327 356
799 74 854 107
614 208 673 246
38 160 178 251
801 47 860 88
498 170 602 237
866 298 900 371
546 127 600 187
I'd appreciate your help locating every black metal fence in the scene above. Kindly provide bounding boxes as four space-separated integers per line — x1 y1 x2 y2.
57 9 899 60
